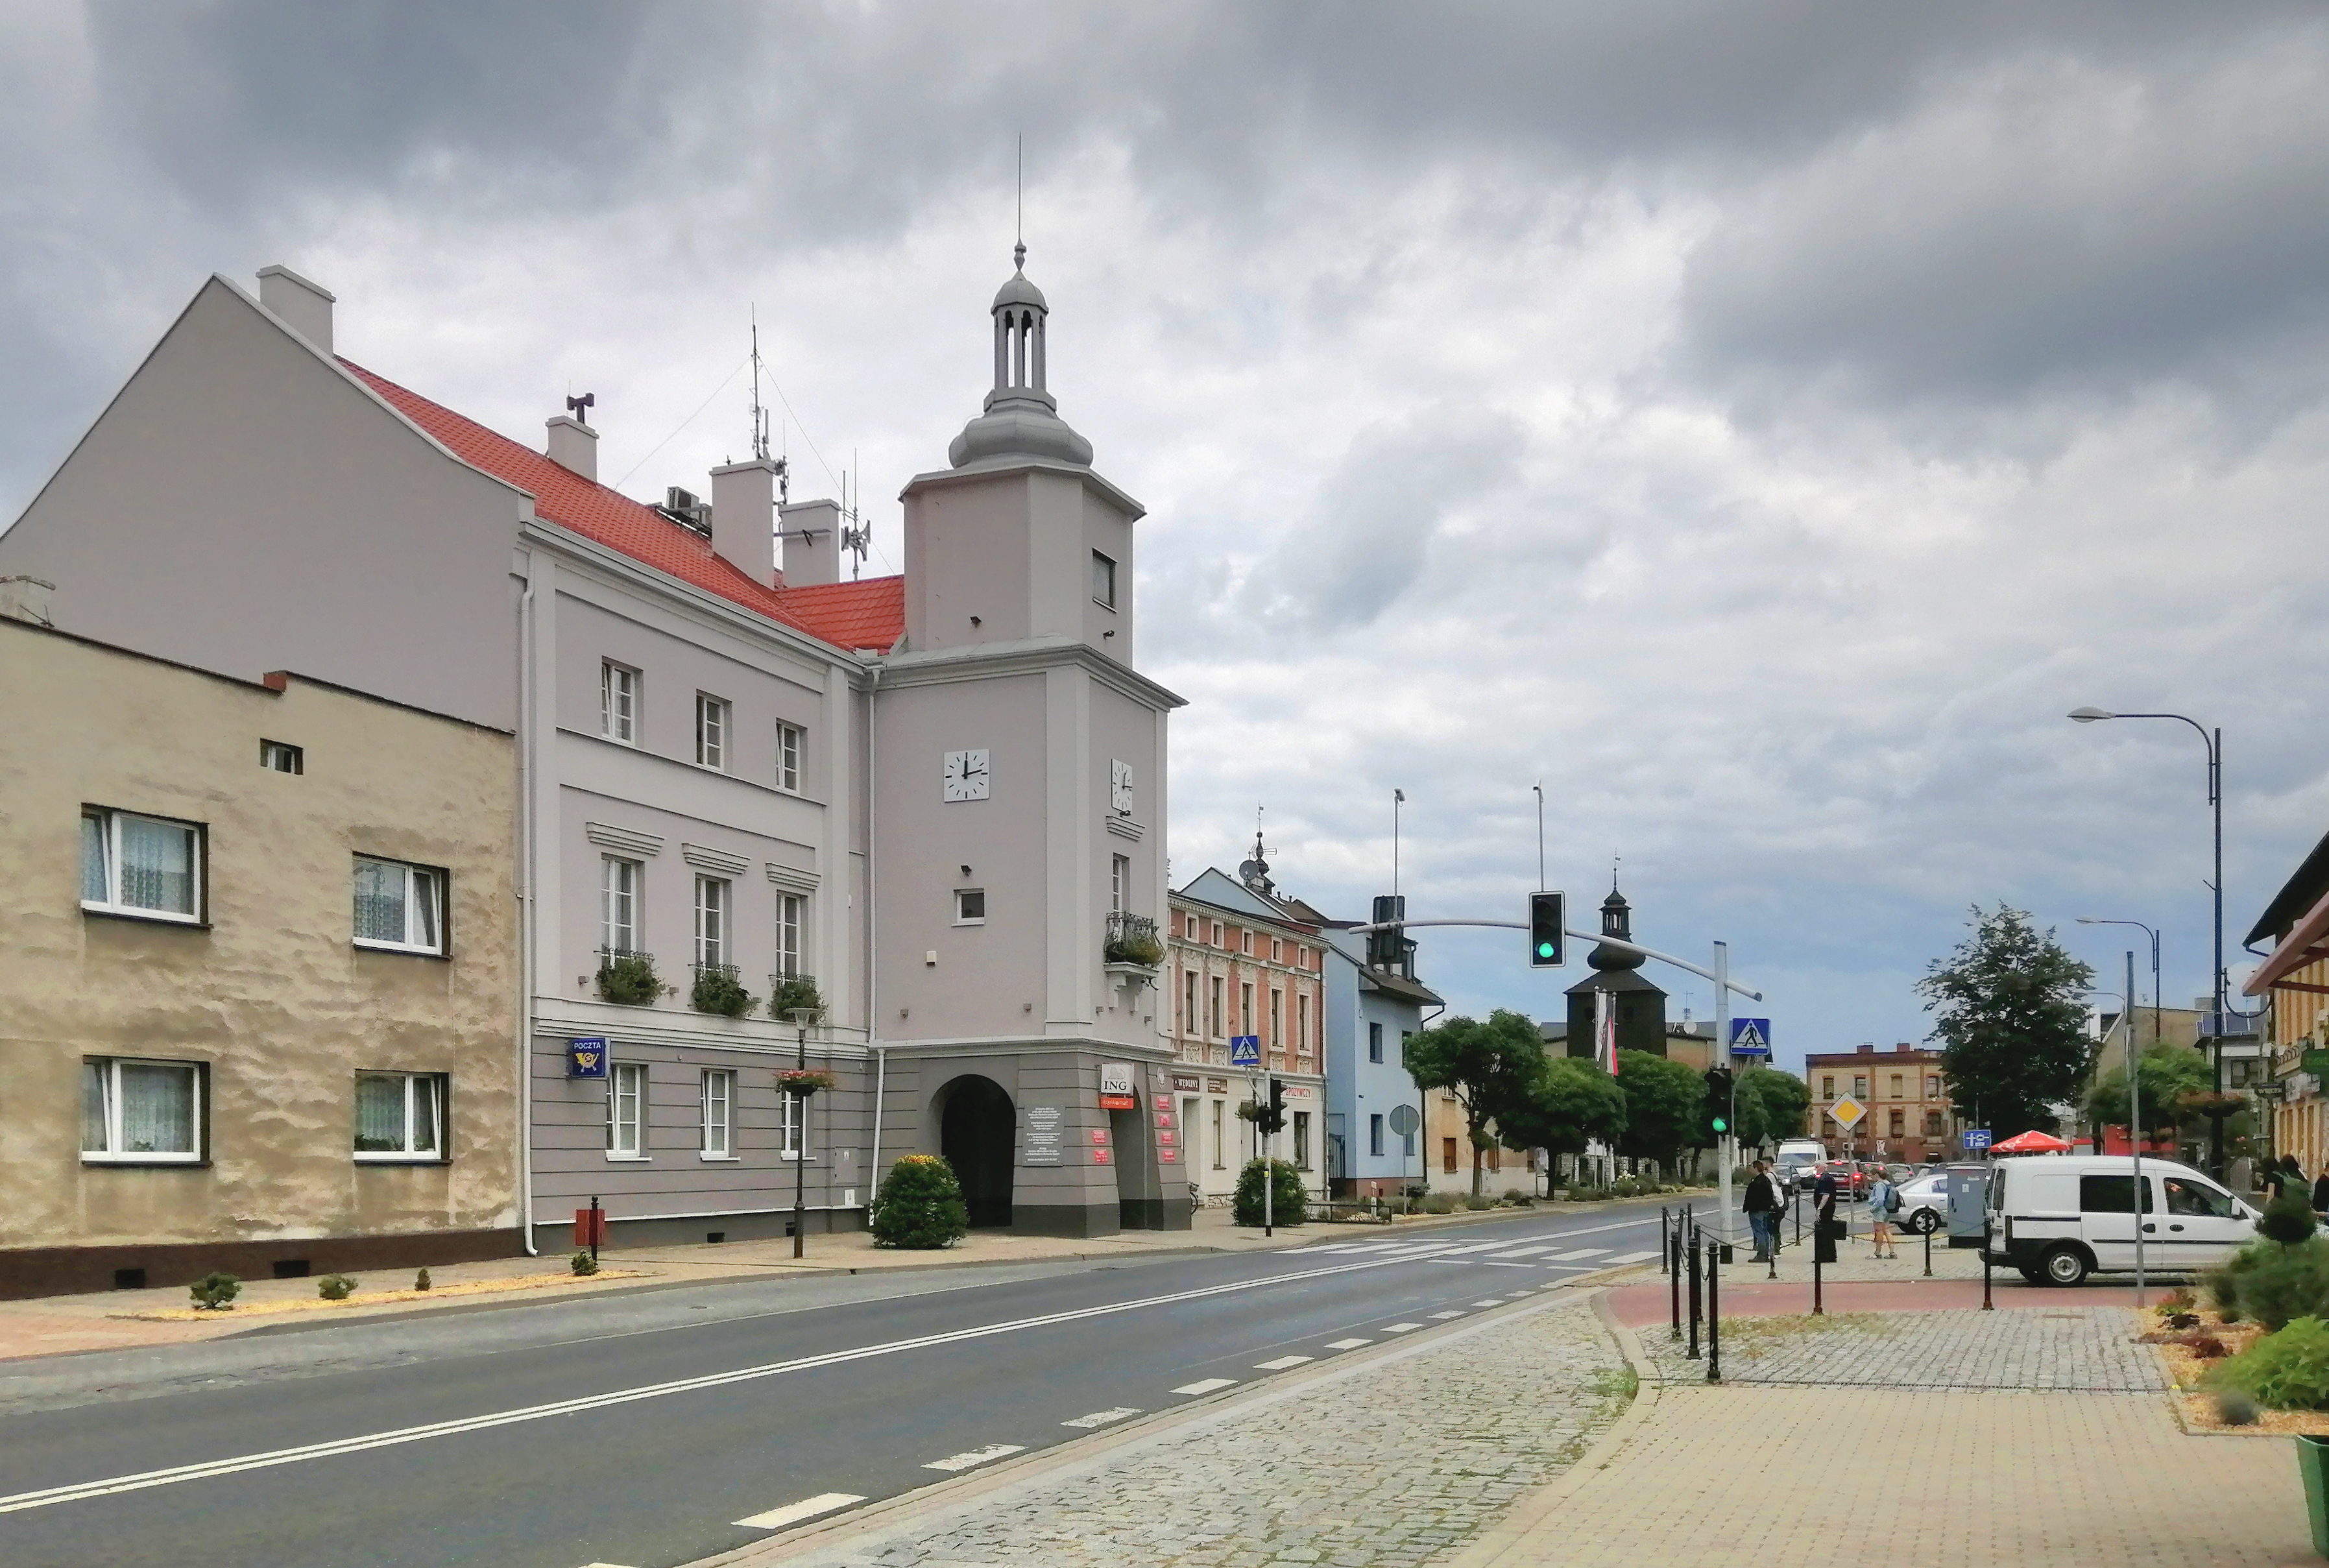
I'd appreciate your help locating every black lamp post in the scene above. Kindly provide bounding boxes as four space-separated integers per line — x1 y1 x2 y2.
2070 708 2225 1179
785 1007 819 1259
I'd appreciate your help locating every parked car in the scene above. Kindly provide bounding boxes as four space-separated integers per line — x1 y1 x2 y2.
1811 1161 1868 1200
1983 1154 2257 1286
1893 1171 1950 1234
1883 1162 1914 1185
1772 1140 1825 1194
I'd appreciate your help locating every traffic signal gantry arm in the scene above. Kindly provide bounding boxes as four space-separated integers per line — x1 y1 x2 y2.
1342 917 1765 1002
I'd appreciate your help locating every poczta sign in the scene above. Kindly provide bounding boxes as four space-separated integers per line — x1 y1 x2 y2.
567 1037 609 1078
1098 1061 1139 1111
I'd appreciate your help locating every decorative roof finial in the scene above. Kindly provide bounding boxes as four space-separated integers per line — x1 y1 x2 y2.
1013 239 1026 274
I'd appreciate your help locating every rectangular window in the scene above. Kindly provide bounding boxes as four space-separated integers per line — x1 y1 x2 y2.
1241 983 1255 1037
2080 1174 2155 1214
1210 976 1224 1038
82 1057 203 1163
259 740 303 774
701 1069 735 1158
1486 1142 1501 1173
1183 969 1197 1036
776 722 804 793
1369 1113 1385 1157
1890 1074 1903 1097
694 876 730 967
1211 1099 1225 1168
1368 1022 1384 1063
353 857 444 954
600 856 640 953
1853 1075 1868 1098
1091 549 1116 609
1442 1137 1458 1175
1209 922 1222 947
1297 994 1310 1054
776 892 804 978
1111 854 1130 914
695 693 729 769
354 1072 444 1160
1924 1111 1946 1137
955 887 987 925
1270 989 1283 1048
607 1062 646 1158
80 807 202 923
1822 1076 1835 1098
1294 1111 1311 1170
1927 1076 1942 1098
780 1089 805 1161
1888 1109 1905 1137
601 662 637 743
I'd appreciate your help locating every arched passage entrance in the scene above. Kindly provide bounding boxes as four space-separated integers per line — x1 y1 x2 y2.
937 1075 1016 1228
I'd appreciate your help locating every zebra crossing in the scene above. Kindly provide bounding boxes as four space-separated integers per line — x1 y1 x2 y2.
1298 1234 1660 1275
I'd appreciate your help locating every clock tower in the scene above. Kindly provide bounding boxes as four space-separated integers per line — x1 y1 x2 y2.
869 245 1187 1237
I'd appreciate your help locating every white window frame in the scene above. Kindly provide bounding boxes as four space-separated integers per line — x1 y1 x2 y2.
81 1056 204 1163
955 887 987 926
352 856 446 955
1369 1021 1384 1063
780 1089 805 1161
695 876 730 968
1294 1110 1311 1170
1211 1098 1225 1169
607 1062 648 1159
700 1068 736 1160
1369 1113 1385 1158
695 692 729 770
1297 993 1310 1055
600 856 640 954
601 661 638 743
353 1071 446 1162
1111 854 1129 914
1183 969 1197 1037
259 740 303 774
776 891 805 978
80 807 203 924
1211 976 1225 1040
776 722 804 793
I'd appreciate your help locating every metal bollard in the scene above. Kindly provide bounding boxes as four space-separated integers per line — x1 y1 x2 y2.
1812 1219 1824 1316
1706 1237 1722 1383
1670 1220 1683 1339
1982 1220 1994 1310
1659 1205 1670 1275
1923 1220 1933 1278
1767 1218 1778 1281
1687 1233 1703 1359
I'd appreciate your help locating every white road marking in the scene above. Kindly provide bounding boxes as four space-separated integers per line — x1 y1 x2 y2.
1255 1355 1315 1370
1061 1407 1142 1429
1482 1261 1539 1270
1599 1251 1659 1266
923 1444 1024 1473
1430 1242 1514 1256
1471 1299 1506 1308
0 1250 1429 1518
1172 1377 1239 1395
1484 1246 1554 1259
1430 1310 1466 1319
734 1493 867 1530
1323 1337 1372 1349
1382 1322 1424 1333
1544 1248 1609 1261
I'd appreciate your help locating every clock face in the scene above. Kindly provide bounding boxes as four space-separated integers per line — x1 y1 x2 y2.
943 748 991 802
1111 758 1134 815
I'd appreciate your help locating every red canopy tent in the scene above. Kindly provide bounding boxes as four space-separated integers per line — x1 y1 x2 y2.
1991 1129 2072 1155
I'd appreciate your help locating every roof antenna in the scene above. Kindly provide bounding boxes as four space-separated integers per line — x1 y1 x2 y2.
566 392 595 424
747 308 787 501
1015 132 1026 273
839 448 869 580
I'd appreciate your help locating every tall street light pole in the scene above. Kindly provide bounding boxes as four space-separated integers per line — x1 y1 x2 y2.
787 1007 818 1259
2071 707 2225 1180
2077 917 2162 1055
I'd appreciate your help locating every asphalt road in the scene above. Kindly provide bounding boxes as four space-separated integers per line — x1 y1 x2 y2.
0 1201 1674 1568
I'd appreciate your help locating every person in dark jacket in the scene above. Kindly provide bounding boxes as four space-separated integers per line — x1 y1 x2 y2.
1743 1161 1782 1261
2263 1158 2291 1205
2312 1163 2329 1217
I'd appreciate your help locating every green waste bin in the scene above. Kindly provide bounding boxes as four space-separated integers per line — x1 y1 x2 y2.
2298 1434 2329 1558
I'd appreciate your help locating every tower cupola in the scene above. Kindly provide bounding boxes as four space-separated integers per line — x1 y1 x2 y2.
1587 883 1645 972
948 244 1095 470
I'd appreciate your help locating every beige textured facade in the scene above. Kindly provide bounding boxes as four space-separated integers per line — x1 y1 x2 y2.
1805 1043 1959 1163
0 616 520 1296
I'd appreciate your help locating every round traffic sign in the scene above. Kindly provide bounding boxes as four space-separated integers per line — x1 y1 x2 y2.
1388 1104 1421 1137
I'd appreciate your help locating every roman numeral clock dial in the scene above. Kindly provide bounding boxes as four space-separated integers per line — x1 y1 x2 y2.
943 748 990 802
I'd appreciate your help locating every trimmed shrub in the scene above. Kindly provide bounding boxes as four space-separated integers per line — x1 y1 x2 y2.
1233 1159 1308 1227
871 1154 971 1249
414 1268 432 1292
2206 1241 2270 1321
2262 1192 2320 1248
189 1272 241 1311
690 968 756 1017
596 952 662 1006
1464 1195 1495 1211
2215 1315 2329 1410
2219 1237 2329 1332
315 1273 356 1301
1423 1193 1462 1214
570 1249 599 1276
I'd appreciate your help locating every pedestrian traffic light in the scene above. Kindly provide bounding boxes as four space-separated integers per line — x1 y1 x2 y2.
1259 1076 1289 1135
1528 891 1566 968
1703 1067 1734 1142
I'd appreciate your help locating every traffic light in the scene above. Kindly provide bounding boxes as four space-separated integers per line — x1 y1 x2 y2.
1259 1077 1290 1135
1703 1067 1734 1142
1528 891 1566 968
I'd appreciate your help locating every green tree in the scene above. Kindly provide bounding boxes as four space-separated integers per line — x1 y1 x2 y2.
1737 1068 1811 1153
1497 1056 1628 1163
2081 1043 2212 1143
1613 1050 1704 1172
1404 1009 1547 1195
1915 904 2095 1139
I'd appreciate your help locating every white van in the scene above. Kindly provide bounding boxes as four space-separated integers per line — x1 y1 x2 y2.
1772 1139 1825 1194
1983 1154 2258 1286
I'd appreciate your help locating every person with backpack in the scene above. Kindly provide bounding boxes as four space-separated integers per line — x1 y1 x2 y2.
1868 1169 1899 1259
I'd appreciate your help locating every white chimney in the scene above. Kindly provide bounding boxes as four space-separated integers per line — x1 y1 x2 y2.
545 415 597 481
710 458 779 588
256 265 335 355
779 498 843 587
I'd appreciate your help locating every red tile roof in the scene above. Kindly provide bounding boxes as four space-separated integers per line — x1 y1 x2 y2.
344 359 905 653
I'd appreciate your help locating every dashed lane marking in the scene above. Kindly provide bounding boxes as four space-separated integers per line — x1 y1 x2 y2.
923 1445 1025 1473
1484 1246 1554 1259
1255 1355 1315 1370
1482 1261 1540 1270
1430 1310 1466 1320
1543 1248 1609 1261
734 1493 867 1530
1430 1242 1514 1256
1172 1378 1239 1396
1061 1408 1142 1429
1471 1300 1508 1308
1382 1322 1424 1333
1323 1338 1373 1349
1600 1250 1659 1265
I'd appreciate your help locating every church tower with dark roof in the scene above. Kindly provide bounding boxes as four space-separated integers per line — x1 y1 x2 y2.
1564 882 1670 1061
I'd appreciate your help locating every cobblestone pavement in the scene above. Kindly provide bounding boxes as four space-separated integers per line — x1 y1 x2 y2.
1635 1303 2168 1392
714 1296 1628 1568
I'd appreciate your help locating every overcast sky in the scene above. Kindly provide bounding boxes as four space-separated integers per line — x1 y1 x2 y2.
7 2 2328 1076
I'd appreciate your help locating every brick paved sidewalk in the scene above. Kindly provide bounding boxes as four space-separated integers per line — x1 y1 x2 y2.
1635 1303 2168 1392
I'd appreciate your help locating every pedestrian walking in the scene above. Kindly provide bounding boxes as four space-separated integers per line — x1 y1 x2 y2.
1743 1160 1781 1261
2263 1157 2291 1205
2313 1162 2329 1218
1868 1170 1898 1258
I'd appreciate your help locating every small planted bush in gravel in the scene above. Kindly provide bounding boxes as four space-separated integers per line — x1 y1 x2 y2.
188 1272 240 1311
315 1273 356 1301
871 1155 971 1249
2214 1315 2329 1410
2216 1238 2329 1332
570 1249 599 1276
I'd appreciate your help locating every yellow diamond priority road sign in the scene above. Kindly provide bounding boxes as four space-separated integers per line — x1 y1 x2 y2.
1828 1094 1868 1129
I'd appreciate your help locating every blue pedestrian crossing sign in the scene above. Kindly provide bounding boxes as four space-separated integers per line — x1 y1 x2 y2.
1229 1035 1262 1068
1728 1019 1772 1057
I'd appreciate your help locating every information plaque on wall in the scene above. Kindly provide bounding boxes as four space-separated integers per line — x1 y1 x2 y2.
1022 1104 1064 1166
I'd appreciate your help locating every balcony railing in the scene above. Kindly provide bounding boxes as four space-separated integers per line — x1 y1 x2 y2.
1104 911 1164 967
688 960 753 1018
595 946 661 1006
768 971 824 1023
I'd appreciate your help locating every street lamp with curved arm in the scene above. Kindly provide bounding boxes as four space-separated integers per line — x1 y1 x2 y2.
2077 917 2161 1054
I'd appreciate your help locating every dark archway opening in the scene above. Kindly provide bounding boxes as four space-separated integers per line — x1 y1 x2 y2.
939 1075 1016 1228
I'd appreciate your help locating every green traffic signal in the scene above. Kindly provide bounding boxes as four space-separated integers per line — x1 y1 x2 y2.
1711 1116 1728 1134
1536 941 1556 958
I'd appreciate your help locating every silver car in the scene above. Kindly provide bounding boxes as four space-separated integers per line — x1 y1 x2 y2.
1893 1171 1949 1235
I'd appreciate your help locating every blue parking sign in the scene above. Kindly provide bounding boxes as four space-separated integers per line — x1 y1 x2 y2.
568 1037 610 1078
1229 1035 1261 1068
